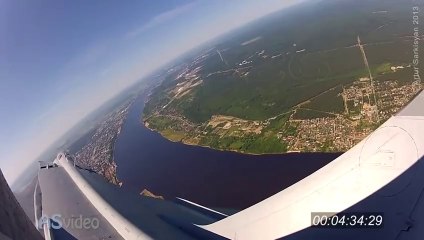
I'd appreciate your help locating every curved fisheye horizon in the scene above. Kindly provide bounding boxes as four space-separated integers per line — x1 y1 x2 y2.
1 0 424 239
0 0 303 186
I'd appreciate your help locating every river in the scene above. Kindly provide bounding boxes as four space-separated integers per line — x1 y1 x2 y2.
113 94 341 210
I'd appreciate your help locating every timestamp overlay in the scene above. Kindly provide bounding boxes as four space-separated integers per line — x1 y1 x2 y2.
311 212 384 229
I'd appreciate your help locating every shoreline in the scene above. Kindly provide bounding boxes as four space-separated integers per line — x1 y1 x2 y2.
108 98 138 186
114 93 344 210
142 119 342 157
74 99 135 186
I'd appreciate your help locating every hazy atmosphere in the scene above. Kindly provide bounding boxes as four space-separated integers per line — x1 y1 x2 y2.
0 0 302 184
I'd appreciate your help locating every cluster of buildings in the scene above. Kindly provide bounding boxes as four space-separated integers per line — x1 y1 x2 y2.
286 77 422 152
147 37 423 154
376 79 422 120
342 79 378 121
286 116 372 152
74 102 132 186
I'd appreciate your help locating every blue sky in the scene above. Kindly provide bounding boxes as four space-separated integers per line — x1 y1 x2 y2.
0 0 302 184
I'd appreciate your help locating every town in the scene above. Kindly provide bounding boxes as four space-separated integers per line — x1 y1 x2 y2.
145 64 422 153
74 101 133 185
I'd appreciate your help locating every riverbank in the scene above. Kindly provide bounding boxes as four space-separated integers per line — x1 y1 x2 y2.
74 100 133 185
143 120 306 156
114 95 341 209
142 117 344 156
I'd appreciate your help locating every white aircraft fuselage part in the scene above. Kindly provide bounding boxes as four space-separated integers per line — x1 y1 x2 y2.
199 90 424 240
55 154 153 240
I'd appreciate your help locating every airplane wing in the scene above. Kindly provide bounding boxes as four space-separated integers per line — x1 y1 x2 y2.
34 154 227 240
4 90 424 240
199 89 424 240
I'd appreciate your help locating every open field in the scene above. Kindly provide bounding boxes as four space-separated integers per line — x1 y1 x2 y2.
143 0 423 154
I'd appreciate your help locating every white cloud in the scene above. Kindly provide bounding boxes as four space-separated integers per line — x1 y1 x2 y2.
64 40 111 69
126 1 198 38
2 0 306 185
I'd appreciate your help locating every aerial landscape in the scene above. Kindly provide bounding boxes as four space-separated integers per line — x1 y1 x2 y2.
1 0 424 239
50 0 424 206
143 0 423 154
50 0 424 204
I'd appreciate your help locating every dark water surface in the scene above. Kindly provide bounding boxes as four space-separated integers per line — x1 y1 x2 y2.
114 95 342 209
